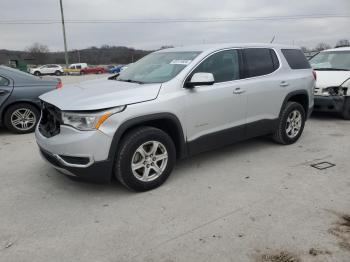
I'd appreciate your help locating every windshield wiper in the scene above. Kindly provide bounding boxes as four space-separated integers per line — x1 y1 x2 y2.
117 79 145 84
314 68 349 71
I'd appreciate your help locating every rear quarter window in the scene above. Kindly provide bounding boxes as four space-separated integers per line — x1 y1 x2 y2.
282 49 311 69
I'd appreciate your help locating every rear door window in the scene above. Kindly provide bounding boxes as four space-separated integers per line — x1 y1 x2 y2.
281 49 311 69
243 48 279 77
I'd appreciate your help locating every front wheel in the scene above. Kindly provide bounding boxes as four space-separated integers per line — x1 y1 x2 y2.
4 103 40 134
273 102 306 145
34 71 41 76
342 97 350 120
55 70 62 76
114 127 176 191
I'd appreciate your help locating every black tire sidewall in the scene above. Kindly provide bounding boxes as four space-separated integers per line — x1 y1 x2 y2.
55 70 61 76
279 102 306 144
4 104 40 134
116 128 176 191
34 71 40 76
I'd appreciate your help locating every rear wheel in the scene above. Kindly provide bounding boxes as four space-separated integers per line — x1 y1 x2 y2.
342 97 350 120
273 102 306 145
4 103 40 134
114 127 176 191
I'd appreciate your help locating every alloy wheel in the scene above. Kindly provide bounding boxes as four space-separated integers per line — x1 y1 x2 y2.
286 110 302 138
131 141 168 182
10 108 36 131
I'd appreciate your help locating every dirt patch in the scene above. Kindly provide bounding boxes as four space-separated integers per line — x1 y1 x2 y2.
328 214 350 251
260 251 300 262
309 247 331 256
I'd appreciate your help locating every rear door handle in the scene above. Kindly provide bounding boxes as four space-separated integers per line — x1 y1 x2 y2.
233 88 246 94
280 81 289 87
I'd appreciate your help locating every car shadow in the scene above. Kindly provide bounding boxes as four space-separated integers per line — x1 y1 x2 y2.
311 111 343 120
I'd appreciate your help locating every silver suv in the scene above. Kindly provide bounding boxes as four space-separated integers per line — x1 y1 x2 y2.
35 43 315 191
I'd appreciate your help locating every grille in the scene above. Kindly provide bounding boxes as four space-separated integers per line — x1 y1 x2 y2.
39 102 62 138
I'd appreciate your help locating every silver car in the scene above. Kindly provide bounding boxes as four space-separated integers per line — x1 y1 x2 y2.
35 43 315 191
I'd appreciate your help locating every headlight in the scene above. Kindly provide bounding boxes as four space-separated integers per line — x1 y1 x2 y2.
62 106 126 131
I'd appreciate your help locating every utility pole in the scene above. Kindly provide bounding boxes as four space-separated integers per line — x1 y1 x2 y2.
59 0 69 67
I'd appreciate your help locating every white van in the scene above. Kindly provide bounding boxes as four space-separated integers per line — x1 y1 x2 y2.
64 63 88 75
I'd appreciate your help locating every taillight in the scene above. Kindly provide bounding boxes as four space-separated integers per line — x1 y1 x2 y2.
312 70 317 81
56 80 63 89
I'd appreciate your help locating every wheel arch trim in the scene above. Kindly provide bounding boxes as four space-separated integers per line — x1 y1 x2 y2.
280 90 310 118
108 113 187 161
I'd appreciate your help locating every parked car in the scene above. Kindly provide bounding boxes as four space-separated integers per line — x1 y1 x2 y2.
64 63 88 75
29 64 64 76
80 65 106 75
309 47 350 119
120 63 133 72
36 43 314 191
108 65 124 74
0 66 62 133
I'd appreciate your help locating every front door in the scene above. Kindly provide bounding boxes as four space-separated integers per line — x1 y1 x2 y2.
185 49 247 154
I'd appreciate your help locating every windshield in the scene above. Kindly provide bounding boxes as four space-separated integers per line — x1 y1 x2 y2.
117 51 201 84
310 51 350 71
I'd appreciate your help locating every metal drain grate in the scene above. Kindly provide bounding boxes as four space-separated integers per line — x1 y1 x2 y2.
310 161 336 170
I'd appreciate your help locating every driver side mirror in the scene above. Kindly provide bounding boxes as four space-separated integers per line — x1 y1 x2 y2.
185 72 215 88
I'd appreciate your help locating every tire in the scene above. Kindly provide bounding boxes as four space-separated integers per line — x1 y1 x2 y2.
34 71 41 76
114 126 176 192
4 103 40 134
342 97 350 120
272 101 306 145
55 70 62 76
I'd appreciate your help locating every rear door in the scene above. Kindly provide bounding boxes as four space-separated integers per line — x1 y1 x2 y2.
239 48 286 136
0 75 13 107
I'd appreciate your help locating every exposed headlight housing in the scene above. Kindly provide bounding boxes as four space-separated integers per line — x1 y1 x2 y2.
62 106 126 131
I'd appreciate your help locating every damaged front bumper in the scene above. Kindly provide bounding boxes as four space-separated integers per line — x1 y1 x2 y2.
314 85 348 113
314 95 345 112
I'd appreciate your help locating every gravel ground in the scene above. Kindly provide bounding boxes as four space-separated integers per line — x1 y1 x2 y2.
0 74 349 262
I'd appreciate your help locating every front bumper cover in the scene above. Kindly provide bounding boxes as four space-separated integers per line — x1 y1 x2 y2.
314 95 345 112
39 147 113 183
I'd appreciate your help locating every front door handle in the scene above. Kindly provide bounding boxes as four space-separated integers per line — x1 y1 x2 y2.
0 89 9 96
233 88 246 95
280 81 289 87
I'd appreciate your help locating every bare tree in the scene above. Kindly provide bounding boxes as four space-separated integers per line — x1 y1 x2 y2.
300 46 309 53
335 39 350 48
26 43 49 64
314 42 331 51
160 45 174 50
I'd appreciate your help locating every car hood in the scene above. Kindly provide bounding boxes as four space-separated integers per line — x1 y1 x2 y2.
315 70 350 88
40 78 162 111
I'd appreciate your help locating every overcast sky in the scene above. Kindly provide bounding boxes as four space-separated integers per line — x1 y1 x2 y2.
1 0 349 51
